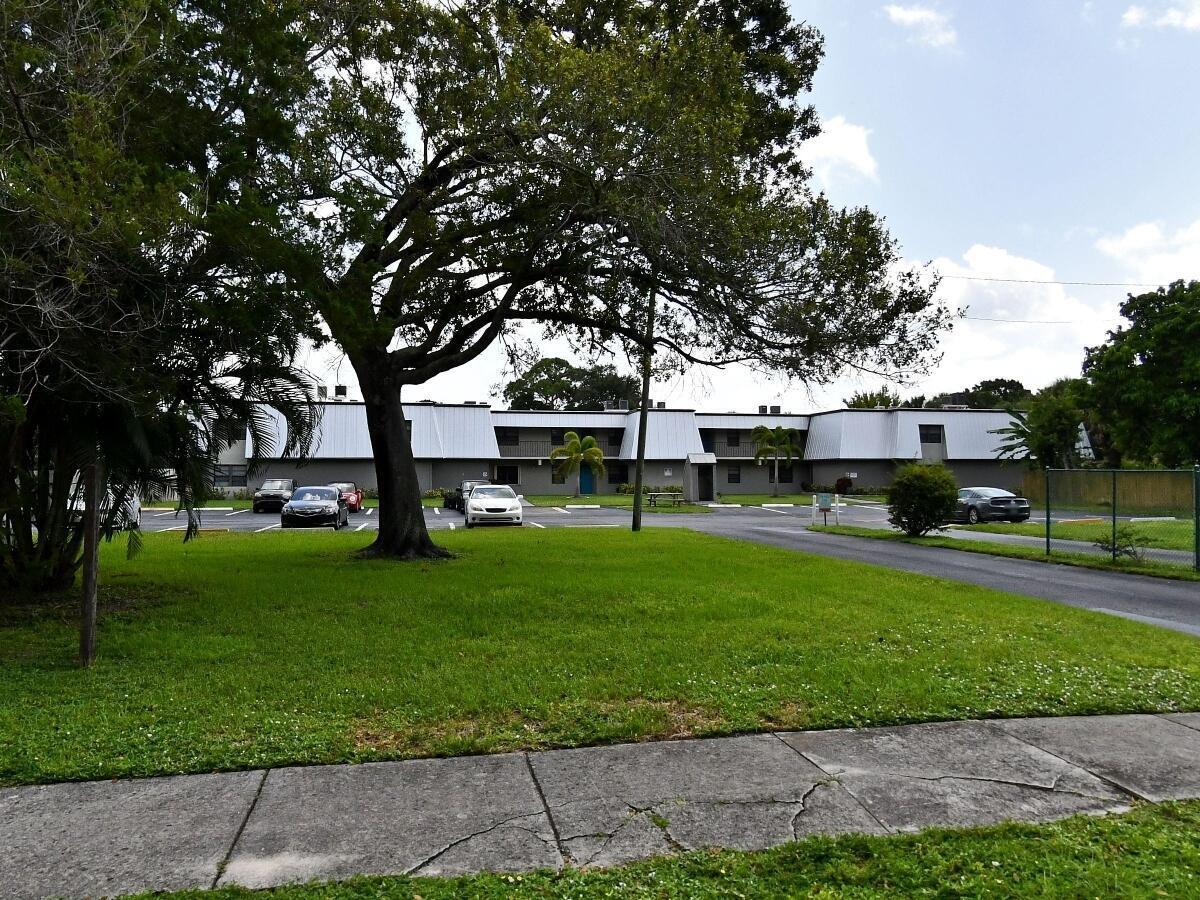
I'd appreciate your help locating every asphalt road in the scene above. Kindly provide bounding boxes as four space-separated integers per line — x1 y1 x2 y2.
141 500 1200 637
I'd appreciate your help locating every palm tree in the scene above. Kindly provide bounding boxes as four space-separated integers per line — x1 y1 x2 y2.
549 431 606 498
751 425 804 497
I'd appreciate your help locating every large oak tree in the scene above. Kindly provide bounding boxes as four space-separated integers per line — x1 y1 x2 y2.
286 0 948 559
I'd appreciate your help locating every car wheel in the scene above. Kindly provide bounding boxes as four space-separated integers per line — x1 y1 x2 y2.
465 518 474 529
252 505 260 514
967 507 980 525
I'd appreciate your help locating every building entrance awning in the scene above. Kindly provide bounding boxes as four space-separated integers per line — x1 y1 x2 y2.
687 452 717 465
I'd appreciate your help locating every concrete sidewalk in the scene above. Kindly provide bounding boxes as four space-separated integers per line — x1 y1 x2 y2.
3 714 1199 899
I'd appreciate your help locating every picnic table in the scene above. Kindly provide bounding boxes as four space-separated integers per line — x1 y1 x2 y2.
646 491 685 507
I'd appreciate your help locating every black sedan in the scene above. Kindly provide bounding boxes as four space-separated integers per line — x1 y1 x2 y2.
952 487 1031 524
281 486 349 529
447 479 491 511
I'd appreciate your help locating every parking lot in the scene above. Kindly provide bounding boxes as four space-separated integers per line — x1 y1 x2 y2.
140 497 896 534
138 501 892 535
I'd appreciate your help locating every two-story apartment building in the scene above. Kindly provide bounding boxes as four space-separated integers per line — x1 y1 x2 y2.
222 401 1026 498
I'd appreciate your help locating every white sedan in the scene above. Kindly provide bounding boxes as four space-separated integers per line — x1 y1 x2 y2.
463 484 523 528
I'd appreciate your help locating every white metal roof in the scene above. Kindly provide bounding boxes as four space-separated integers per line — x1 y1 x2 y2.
803 409 1017 461
248 401 1019 463
248 402 499 460
618 410 706 459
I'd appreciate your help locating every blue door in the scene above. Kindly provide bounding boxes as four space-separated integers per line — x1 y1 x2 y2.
580 466 595 494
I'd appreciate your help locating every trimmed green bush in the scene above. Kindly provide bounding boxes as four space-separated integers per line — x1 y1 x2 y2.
887 464 959 536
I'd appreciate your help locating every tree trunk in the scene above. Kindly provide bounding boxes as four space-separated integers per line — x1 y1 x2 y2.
575 466 581 498
772 454 780 497
632 283 656 532
79 461 100 667
359 377 450 560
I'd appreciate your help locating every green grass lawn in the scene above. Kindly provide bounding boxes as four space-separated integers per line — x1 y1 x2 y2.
965 518 1196 552
816 525 1200 582
2 529 1199 786
154 801 1200 899
523 494 710 513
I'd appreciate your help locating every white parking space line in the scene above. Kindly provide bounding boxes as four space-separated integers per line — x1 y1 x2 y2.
756 506 789 514
155 525 186 533
225 509 249 516
433 507 441 515
552 507 570 514
365 508 374 516
254 523 280 533
355 522 369 531
152 511 176 518
448 521 456 530
528 521 546 528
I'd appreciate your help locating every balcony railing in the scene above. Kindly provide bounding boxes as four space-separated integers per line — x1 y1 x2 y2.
498 440 554 458
708 441 754 457
498 440 625 458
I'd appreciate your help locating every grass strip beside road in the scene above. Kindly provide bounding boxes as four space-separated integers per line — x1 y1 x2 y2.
2 529 1198 785
155 801 1200 899
964 518 1195 552
814 525 1200 582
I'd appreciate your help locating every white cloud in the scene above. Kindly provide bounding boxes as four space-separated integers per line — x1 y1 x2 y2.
1122 5 1149 25
1095 219 1200 284
1120 1 1200 29
884 5 958 48
802 115 879 186
897 245 1123 399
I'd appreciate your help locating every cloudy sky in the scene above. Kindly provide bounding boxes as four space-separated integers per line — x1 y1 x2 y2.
305 1 1200 411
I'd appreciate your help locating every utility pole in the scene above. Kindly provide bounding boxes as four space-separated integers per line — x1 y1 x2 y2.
631 280 657 533
79 461 100 667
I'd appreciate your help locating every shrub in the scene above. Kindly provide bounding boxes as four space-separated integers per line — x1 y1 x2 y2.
886 464 959 536
421 487 446 499
834 476 853 494
362 488 380 500
1094 524 1145 561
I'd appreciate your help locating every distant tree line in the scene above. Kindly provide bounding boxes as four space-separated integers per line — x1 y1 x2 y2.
846 279 1200 470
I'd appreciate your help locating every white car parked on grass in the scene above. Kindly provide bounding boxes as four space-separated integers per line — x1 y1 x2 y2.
463 484 523 528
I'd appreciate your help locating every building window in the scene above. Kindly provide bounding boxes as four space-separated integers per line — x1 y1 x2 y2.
727 464 741 484
768 463 794 483
551 468 566 485
726 430 741 448
919 424 945 444
404 419 413 442
550 429 564 446
214 465 247 488
496 427 519 447
495 464 519 485
608 429 622 447
608 462 629 485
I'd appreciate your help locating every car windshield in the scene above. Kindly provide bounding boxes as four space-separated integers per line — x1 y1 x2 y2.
293 487 337 502
958 489 972 499
262 480 291 491
975 488 1014 498
330 483 354 492
471 486 516 499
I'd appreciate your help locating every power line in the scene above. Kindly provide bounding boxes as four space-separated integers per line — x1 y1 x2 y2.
962 314 1084 324
941 274 1162 288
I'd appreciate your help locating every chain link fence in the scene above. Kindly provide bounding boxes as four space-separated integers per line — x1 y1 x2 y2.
1026 468 1200 572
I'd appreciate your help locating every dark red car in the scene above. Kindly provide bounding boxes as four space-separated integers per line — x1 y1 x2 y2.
329 481 364 513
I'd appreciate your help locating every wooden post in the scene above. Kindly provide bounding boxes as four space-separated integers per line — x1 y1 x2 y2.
79 462 100 667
